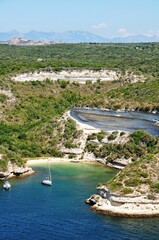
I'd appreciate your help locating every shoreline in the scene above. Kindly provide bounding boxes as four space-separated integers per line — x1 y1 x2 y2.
26 157 106 167
86 190 159 218
90 201 159 218
91 206 159 218
27 157 71 165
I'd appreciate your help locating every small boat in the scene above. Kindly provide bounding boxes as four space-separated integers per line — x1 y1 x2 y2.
3 181 11 190
41 177 52 186
41 161 52 186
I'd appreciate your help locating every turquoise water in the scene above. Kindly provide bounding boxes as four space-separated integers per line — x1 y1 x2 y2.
0 162 159 240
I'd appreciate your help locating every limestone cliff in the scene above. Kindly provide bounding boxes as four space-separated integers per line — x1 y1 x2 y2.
0 161 34 180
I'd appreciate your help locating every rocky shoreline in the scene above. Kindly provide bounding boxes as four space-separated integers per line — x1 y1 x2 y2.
85 186 159 217
0 161 34 180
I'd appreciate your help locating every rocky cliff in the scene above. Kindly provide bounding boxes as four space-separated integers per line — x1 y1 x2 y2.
12 69 146 84
0 160 34 180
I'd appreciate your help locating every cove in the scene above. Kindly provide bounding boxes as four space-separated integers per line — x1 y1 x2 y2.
0 162 159 240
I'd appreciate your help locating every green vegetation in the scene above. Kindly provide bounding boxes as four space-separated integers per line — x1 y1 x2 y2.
107 78 159 110
1 42 159 80
87 130 159 195
96 131 106 141
0 94 8 103
63 118 82 148
122 188 134 195
107 131 118 141
104 149 159 196
86 130 159 162
0 79 86 170
1 42 159 174
151 183 159 193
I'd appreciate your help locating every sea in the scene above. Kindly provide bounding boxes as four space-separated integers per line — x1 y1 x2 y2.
0 162 159 240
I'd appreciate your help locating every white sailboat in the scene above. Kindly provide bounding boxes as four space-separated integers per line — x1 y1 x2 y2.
3 180 11 190
41 160 52 186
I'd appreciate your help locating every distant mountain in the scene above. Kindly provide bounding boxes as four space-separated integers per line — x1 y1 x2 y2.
0 30 20 41
111 35 159 43
0 30 159 43
23 30 107 42
23 31 57 41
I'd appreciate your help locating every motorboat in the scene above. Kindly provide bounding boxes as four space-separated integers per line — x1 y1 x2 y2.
3 181 11 190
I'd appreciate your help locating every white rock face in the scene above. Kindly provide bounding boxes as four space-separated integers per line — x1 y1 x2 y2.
0 161 34 179
12 69 119 83
11 69 146 83
86 192 159 217
0 89 16 103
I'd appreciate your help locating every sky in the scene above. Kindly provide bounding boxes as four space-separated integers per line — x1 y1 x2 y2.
0 0 159 38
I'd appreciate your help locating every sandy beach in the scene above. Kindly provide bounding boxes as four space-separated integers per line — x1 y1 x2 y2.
27 157 77 165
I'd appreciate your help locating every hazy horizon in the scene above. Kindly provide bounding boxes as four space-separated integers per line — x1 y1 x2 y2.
0 0 159 38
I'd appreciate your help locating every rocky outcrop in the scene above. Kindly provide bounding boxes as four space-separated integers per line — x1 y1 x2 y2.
122 71 146 84
86 186 159 217
0 161 34 180
12 69 146 84
12 69 119 82
0 89 16 104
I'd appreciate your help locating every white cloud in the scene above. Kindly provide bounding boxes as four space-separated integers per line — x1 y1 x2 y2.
118 27 133 37
92 22 107 29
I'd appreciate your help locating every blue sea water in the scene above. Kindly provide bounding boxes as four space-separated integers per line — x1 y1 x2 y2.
0 162 159 240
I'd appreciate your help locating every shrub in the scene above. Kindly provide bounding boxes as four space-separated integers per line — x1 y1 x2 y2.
87 133 97 141
122 188 133 195
108 131 118 141
64 140 76 149
68 153 76 159
108 181 123 191
0 156 8 171
57 79 70 88
120 131 125 136
151 183 159 193
0 94 7 103
124 177 141 187
97 131 105 141
85 142 98 153
63 118 77 139
139 171 148 178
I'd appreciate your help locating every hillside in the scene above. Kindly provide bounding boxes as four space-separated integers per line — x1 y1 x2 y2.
104 130 159 195
85 130 159 217
0 42 159 83
0 42 159 196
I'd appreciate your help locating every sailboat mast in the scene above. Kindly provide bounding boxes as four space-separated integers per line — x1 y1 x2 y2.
48 160 52 181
